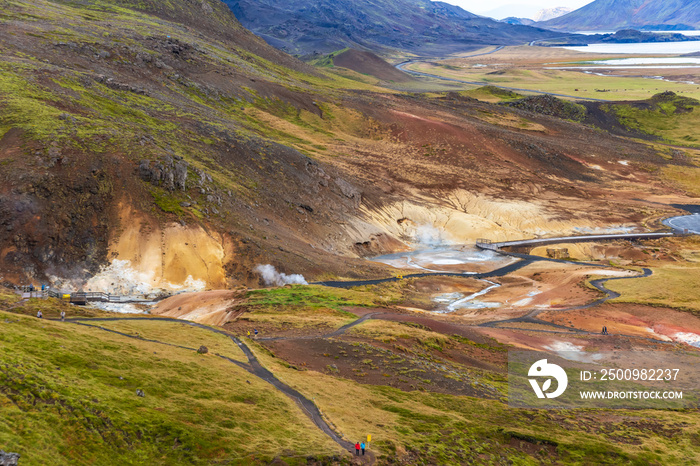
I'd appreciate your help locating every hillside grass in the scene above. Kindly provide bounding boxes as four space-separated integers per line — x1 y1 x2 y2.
0 0 388 213
249 339 700 465
0 311 341 465
606 262 700 314
0 288 22 308
461 85 523 102
83 319 249 363
662 165 700 196
3 290 700 464
307 48 350 68
241 285 373 329
348 320 450 347
5 296 100 319
246 284 378 310
609 94 700 147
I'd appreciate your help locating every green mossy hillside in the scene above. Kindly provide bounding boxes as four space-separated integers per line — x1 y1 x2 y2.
0 311 340 465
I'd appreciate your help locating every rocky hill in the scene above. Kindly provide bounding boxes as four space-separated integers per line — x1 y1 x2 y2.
1 0 695 294
539 0 700 31
224 0 564 55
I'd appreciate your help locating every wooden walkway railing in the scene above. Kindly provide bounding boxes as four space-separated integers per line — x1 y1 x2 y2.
4 286 161 306
476 232 677 252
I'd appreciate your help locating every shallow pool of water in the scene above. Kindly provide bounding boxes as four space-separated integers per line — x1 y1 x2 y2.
663 214 700 234
371 246 510 273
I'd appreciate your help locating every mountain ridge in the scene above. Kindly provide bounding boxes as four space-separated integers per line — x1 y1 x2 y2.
539 0 700 31
224 0 564 55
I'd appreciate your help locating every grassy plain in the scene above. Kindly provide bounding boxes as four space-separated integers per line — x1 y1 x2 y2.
411 62 700 101
404 45 700 102
607 262 700 313
221 285 390 331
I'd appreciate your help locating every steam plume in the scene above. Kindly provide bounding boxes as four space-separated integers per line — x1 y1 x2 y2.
413 224 447 246
254 264 308 287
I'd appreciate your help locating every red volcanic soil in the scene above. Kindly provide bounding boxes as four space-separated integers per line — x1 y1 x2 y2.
540 303 700 344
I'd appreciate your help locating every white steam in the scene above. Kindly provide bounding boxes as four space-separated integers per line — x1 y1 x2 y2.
413 224 448 246
254 264 308 287
83 259 206 296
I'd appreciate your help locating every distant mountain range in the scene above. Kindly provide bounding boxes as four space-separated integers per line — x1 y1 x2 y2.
500 7 571 27
533 7 572 23
223 0 563 55
539 0 700 31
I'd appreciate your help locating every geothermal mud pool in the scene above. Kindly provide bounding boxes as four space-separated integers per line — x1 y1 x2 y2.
371 246 512 274
371 246 514 312
663 213 700 234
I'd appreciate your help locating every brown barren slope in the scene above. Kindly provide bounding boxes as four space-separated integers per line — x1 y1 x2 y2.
333 49 414 82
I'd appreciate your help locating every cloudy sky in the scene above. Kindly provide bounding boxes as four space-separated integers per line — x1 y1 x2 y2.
439 0 595 19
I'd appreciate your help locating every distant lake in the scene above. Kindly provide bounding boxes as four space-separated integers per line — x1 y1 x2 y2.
563 41 700 54
588 57 700 66
575 31 700 37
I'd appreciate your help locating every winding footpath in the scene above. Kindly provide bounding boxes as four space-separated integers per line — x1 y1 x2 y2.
314 257 534 288
315 229 678 289
478 268 663 342
64 317 365 460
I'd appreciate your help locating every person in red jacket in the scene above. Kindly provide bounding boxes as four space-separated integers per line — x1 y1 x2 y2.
355 442 360 456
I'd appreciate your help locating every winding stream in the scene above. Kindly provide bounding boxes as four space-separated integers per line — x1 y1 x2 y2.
437 280 501 313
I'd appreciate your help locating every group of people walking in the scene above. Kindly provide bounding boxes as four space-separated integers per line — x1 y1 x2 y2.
36 310 65 321
354 441 367 456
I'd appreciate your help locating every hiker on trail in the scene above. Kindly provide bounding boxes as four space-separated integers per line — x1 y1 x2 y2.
355 442 360 456
247 330 251 337
36 310 43 319
60 310 66 322
361 442 366 455
254 328 258 337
